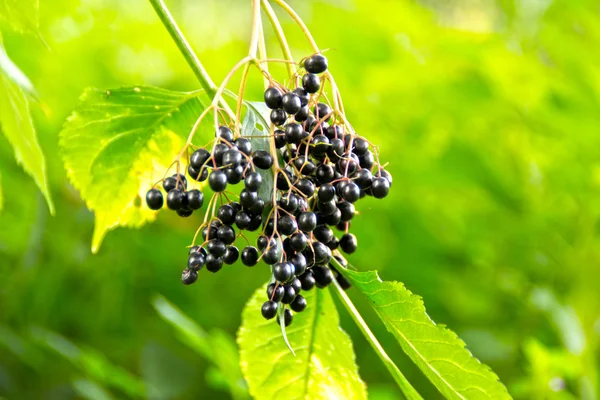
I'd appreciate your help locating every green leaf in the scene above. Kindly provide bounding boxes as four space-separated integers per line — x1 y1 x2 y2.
241 101 273 204
59 86 209 252
0 171 3 213
0 61 54 214
152 295 249 400
0 0 39 34
0 44 35 95
341 268 511 400
238 284 367 400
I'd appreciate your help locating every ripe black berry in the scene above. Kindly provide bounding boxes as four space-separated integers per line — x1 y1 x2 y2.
261 301 278 319
298 212 317 232
186 190 204 210
240 189 258 209
313 265 334 288
290 278 302 294
281 92 302 115
181 269 198 285
285 123 304 144
252 150 274 169
340 233 357 254
290 295 307 312
208 170 228 192
217 204 236 225
342 181 360 203
244 171 262 192
273 262 294 283
241 246 259 266
270 109 287 125
316 164 335 184
314 225 334 243
222 149 242 167
292 87 309 107
281 285 296 304
262 245 282 265
291 253 307 276
235 137 252 155
302 73 320 93
188 252 205 271
295 106 309 122
257 235 277 251
207 239 227 257
217 225 236 245
371 177 390 199
146 189 164 210
235 211 251 230
338 201 355 222
295 179 315 197
277 308 293 327
304 54 328 74
218 126 234 143
354 169 373 189
264 87 283 109
267 283 285 302
190 149 211 170
314 103 332 121
277 215 298 236
205 254 223 272
223 246 239 264
317 184 336 202
167 189 186 210
290 232 308 252
299 271 316 290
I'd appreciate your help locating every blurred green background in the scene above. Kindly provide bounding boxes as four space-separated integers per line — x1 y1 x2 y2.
1 0 599 398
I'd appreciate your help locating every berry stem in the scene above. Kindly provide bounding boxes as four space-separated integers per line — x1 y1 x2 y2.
271 0 319 53
261 0 296 77
147 0 234 118
330 259 423 400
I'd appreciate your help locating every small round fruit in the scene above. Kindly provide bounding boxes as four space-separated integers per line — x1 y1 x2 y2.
290 295 307 312
302 73 320 93
298 212 317 232
371 177 390 199
217 225 236 245
205 254 223 272
244 171 263 192
340 233 358 254
186 189 204 210
270 108 287 125
223 246 239 264
207 239 227 257
267 283 285 302
261 301 278 319
208 170 228 192
264 87 283 109
277 215 297 236
166 189 186 210
312 265 334 288
188 252 205 271
342 181 360 203
314 102 332 121
281 92 302 115
281 285 296 304
217 204 236 225
146 189 164 210
273 262 294 283
304 54 328 74
299 271 316 291
252 150 274 170
241 246 259 266
190 148 211 170
276 308 293 327
181 269 198 285
289 232 308 252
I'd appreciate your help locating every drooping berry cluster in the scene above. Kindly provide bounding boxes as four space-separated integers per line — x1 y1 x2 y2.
145 53 391 327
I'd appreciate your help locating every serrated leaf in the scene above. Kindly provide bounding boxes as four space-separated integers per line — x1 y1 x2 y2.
341 268 511 400
0 0 39 34
152 295 249 400
59 86 209 252
238 284 367 400
241 101 274 204
0 65 54 214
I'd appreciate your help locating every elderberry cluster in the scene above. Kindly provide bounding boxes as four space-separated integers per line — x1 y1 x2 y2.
145 53 392 328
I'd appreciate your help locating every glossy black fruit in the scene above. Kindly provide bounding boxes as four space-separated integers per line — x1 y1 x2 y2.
146 189 164 210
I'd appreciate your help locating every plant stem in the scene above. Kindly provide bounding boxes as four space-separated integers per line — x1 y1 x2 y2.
261 0 296 77
272 0 319 52
148 0 217 96
330 263 424 400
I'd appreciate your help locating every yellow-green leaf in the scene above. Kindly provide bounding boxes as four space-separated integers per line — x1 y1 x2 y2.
59 86 209 252
0 0 39 34
0 64 54 214
341 268 511 400
238 284 367 400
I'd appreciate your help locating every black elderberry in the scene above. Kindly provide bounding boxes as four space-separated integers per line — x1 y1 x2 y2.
267 283 285 302
326 125 342 140
285 123 304 144
313 265 334 288
244 171 262 192
208 170 228 192
239 189 258 209
270 108 287 126
246 213 262 232
277 308 293 327
167 189 186 210
340 233 358 254
222 149 242 167
290 253 307 276
292 87 309 107
264 87 283 109
299 271 316 291
325 236 340 250
277 215 297 236
190 148 211 170
217 225 236 245
217 204 236 225
252 150 274 170
186 190 204 210
218 126 234 143
290 295 307 312
188 252 205 271
205 254 223 272
371 177 390 199
146 189 164 210
378 169 393 187
289 232 308 252
187 165 200 181
247 197 265 215
338 201 355 222
324 208 342 226
352 137 369 156
281 92 302 115
261 301 278 319
172 206 191 217
317 184 336 202
279 194 299 213
305 241 332 265
342 181 360 203
295 106 309 122
223 246 239 264
359 151 374 169
202 225 217 241
213 143 228 166
293 156 316 176
354 169 373 189
225 165 244 185
262 245 282 265
207 239 227 257
329 138 345 160
241 246 259 266
274 129 288 148
281 285 296 304
318 200 337 216
337 154 360 175
290 278 302 293
302 73 320 93
310 134 329 156
316 164 335 184
181 269 198 285
276 170 293 190
295 179 315 197
235 210 252 230
304 54 328 74
314 103 332 122
273 262 294 283
163 176 177 192
257 235 276 251
298 212 317 232
235 137 252 155
314 225 334 243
